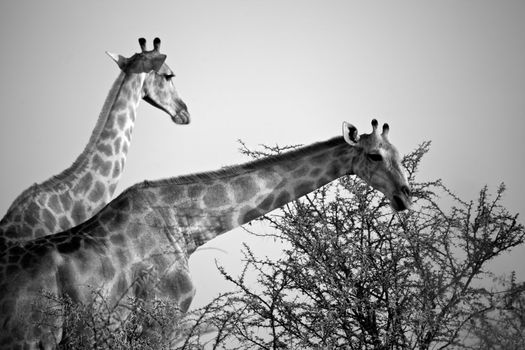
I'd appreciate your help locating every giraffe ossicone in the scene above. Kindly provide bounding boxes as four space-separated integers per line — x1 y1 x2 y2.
0 37 190 243
0 120 410 349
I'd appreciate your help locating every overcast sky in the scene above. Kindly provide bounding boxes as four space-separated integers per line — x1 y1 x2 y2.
1 0 524 308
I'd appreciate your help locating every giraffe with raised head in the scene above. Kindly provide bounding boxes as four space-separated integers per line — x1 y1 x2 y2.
0 37 190 242
0 120 411 349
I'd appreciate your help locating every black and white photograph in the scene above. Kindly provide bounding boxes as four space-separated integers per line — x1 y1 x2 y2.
1 1 524 348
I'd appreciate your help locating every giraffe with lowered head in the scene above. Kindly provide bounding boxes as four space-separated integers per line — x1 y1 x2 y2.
0 38 190 242
0 120 411 349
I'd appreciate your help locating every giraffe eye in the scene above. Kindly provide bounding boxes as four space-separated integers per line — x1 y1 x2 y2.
367 153 383 162
164 74 175 81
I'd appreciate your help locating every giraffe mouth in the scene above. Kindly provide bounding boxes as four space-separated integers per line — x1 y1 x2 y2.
172 109 190 124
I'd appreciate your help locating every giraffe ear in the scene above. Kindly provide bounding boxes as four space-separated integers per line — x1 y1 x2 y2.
106 51 129 70
342 121 360 145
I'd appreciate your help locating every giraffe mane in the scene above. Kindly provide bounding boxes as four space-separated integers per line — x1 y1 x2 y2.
3 73 127 216
132 136 346 189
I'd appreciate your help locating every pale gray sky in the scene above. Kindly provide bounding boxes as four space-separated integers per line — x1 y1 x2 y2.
1 0 524 308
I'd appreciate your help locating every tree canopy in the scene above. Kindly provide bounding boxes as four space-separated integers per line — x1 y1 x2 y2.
179 141 525 350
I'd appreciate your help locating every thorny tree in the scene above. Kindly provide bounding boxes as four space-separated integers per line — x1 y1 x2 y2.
178 141 525 350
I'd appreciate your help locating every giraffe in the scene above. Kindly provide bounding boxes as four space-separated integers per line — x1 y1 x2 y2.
0 120 411 349
0 37 190 242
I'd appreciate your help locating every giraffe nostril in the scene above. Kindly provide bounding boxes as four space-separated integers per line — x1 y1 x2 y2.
401 185 411 197
177 99 188 111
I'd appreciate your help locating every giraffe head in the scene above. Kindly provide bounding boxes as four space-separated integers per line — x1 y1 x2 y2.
106 37 190 124
342 119 411 211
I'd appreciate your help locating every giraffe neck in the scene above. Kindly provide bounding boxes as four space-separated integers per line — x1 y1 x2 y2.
0 137 358 347
0 72 146 241
0 136 356 306
133 136 358 252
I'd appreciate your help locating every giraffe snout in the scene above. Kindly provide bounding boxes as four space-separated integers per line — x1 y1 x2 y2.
172 105 190 124
391 185 412 211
